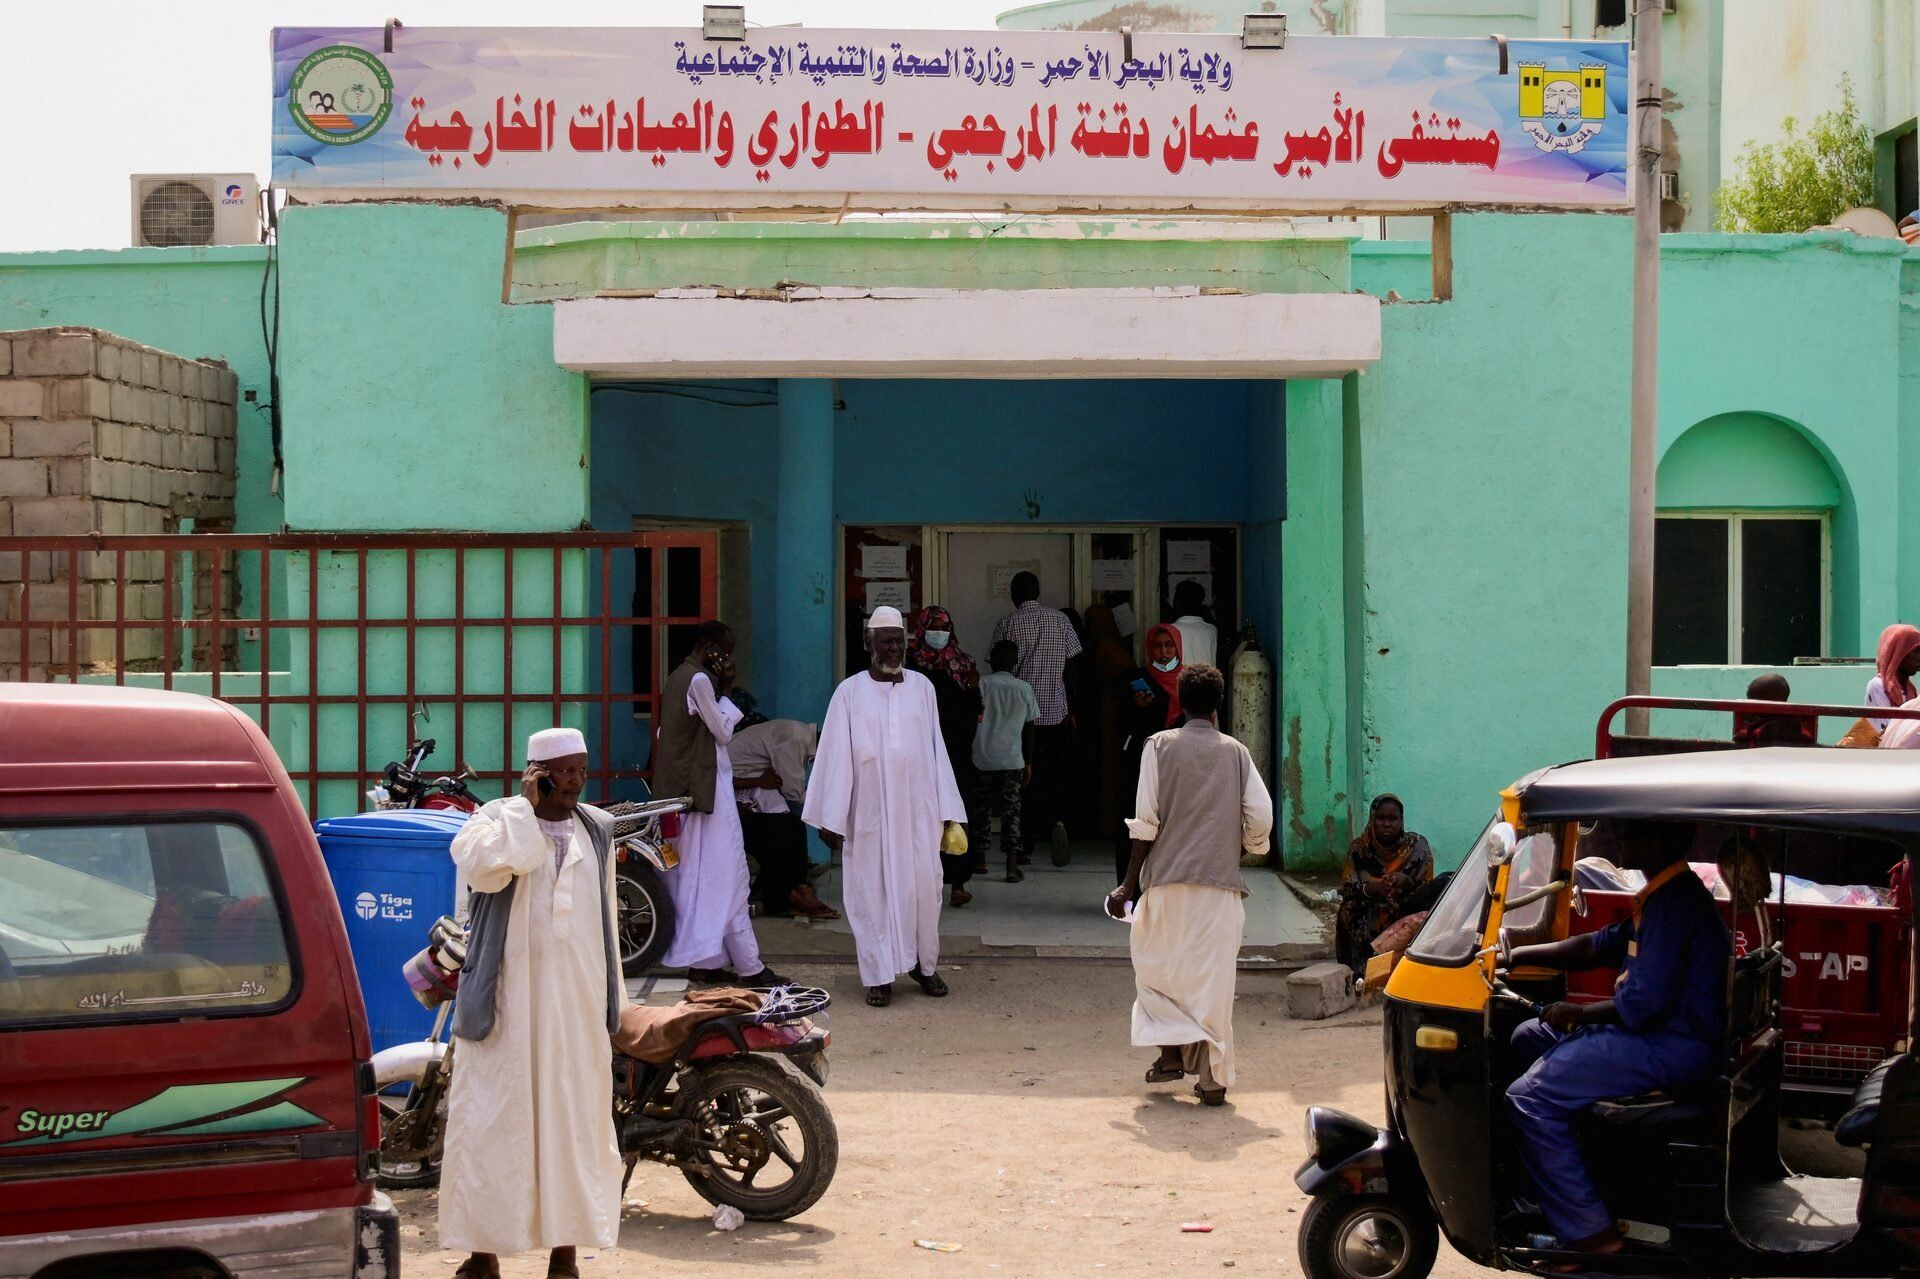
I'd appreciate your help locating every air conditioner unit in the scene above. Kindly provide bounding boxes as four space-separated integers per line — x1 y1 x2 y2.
1659 171 1680 202
130 174 261 248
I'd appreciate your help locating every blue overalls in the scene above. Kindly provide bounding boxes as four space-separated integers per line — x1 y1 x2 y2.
1504 863 1730 1244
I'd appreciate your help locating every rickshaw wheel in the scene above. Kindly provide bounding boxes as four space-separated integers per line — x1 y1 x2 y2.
1298 1194 1437 1279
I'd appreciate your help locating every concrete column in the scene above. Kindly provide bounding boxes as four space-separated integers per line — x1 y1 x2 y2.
774 379 836 722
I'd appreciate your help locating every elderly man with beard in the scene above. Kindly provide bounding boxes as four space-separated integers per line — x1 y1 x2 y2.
439 728 624 1279
804 605 968 1008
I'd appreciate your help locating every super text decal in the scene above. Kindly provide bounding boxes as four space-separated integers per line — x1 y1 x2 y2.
271 27 1628 210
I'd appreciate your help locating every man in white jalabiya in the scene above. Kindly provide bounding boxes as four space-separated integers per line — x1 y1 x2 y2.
804 605 968 1008
652 620 785 986
440 728 625 1279
1108 664 1272 1108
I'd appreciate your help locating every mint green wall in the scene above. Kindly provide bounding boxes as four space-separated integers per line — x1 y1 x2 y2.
1345 213 1634 865
1649 663 1872 743
1660 233 1912 657
1657 412 1843 509
1350 242 1433 302
1279 379 1351 866
278 204 588 533
1904 257 1920 618
513 220 1353 301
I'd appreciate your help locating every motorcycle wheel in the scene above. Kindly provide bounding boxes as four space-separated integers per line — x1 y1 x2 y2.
675 1056 838 1221
376 1091 443 1191
1297 1194 1437 1279
617 860 676 976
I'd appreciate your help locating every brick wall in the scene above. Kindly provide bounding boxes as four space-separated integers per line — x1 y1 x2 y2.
0 327 239 674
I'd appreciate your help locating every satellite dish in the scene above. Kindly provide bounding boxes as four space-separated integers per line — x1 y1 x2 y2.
1820 207 1901 238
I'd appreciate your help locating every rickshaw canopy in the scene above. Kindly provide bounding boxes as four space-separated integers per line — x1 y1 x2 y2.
1515 748 1920 840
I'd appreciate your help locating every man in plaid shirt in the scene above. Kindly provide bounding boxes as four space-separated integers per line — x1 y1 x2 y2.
990 571 1082 866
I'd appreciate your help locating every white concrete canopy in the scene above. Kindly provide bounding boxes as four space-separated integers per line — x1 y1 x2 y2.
552 287 1380 379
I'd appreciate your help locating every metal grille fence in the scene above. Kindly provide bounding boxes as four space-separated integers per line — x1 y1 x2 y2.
2 531 716 815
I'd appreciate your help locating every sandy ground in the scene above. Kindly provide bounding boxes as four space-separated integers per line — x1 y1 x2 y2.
392 958 1491 1279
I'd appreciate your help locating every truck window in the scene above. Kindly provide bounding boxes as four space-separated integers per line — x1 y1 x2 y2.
0 821 294 1027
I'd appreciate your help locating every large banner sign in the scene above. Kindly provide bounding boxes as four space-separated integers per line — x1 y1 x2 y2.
272 26 1629 212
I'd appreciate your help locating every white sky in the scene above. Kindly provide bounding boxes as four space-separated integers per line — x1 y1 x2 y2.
0 0 1013 253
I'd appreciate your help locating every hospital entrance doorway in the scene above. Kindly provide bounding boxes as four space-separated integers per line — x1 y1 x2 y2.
820 522 1316 956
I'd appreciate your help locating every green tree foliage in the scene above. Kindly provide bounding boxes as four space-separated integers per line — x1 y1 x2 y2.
1714 75 1875 233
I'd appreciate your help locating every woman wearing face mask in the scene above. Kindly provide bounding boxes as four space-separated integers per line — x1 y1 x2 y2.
1112 624 1186 882
910 606 985 906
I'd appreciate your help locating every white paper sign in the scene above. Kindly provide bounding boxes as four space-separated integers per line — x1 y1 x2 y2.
1166 540 1212 573
859 544 909 580
1092 559 1133 592
865 580 913 613
1111 602 1137 637
989 560 1042 599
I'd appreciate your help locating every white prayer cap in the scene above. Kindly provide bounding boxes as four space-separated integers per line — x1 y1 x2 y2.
867 605 905 631
527 727 588 761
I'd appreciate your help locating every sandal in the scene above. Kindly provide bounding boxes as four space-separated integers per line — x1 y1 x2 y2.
867 983 893 1007
1005 865 1025 884
1144 1062 1185 1084
454 1259 501 1279
686 967 738 985
908 966 950 998
788 889 841 920
1193 1084 1228 1107
547 1264 580 1279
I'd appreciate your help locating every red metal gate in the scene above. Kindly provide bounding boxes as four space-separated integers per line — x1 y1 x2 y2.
1 530 716 814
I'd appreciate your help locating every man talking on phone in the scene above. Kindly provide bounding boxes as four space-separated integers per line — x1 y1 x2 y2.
653 621 785 987
439 728 625 1279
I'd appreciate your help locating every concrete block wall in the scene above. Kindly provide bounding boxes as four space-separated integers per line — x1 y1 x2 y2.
0 327 239 674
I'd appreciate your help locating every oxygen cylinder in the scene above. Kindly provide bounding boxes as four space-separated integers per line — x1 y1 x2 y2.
1229 625 1274 867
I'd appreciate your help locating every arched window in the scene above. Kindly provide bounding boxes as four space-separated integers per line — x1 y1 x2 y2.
1654 414 1838 666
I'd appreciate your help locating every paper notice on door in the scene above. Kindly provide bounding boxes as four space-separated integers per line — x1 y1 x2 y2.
1111 602 1137 637
1166 572 1213 605
859 544 909 580
865 580 913 614
989 560 1042 599
1166 540 1212 573
1092 559 1133 593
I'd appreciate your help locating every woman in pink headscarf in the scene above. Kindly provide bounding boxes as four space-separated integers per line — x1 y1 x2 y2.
1867 624 1920 733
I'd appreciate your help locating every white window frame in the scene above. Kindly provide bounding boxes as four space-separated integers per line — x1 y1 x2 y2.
1656 508 1831 665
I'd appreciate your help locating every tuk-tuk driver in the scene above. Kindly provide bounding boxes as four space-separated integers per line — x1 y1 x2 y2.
1500 820 1729 1260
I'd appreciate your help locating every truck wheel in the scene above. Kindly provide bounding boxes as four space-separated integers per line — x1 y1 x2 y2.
617 860 676 976
1297 1194 1437 1279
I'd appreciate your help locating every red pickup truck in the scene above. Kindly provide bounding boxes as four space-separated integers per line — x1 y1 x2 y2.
0 684 398 1279
1566 696 1913 1118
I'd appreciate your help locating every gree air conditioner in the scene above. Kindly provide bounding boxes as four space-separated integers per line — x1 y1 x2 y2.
130 175 261 248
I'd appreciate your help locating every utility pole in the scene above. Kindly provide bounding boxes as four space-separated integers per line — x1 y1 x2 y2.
1624 0 1663 737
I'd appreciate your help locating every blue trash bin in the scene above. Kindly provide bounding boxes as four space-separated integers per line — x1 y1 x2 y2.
314 809 471 1054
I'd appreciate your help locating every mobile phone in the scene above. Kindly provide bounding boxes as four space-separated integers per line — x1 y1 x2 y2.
536 768 555 798
1130 677 1151 694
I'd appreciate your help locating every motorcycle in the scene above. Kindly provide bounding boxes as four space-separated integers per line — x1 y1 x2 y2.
366 708 483 814
371 917 837 1221
603 796 689 975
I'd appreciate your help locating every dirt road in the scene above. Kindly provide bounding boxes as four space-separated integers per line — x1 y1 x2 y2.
392 959 1485 1278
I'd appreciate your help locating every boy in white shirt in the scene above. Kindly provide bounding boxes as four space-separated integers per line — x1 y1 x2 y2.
970 640 1042 884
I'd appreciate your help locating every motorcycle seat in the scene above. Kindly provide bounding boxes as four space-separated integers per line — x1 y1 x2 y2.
688 1020 808 1059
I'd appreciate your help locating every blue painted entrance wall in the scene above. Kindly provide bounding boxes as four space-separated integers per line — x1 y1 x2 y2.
591 377 1286 752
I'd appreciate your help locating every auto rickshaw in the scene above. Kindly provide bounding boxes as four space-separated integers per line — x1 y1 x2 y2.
1296 697 1920 1279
